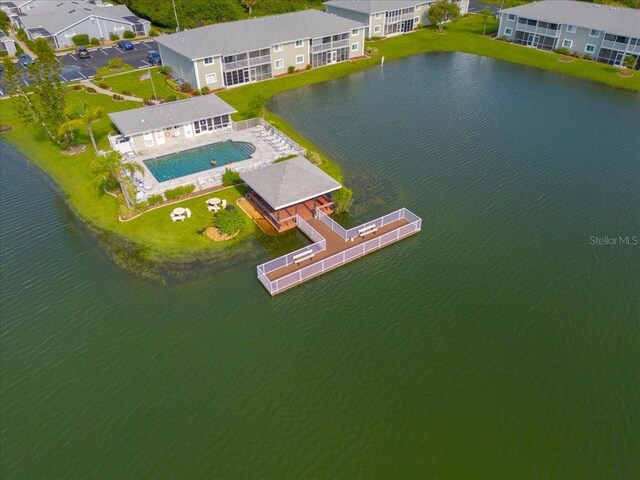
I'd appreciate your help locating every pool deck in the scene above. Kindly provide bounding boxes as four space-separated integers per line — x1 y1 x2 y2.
130 127 299 198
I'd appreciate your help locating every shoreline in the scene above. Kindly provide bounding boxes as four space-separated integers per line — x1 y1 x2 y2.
1 16 638 267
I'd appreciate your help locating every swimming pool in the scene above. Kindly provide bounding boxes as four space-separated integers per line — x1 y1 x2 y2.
144 140 256 182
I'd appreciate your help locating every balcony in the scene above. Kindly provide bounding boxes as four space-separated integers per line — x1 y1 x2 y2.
515 23 560 37
601 39 630 51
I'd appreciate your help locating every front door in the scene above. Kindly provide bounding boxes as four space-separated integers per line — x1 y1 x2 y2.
184 123 193 138
143 132 154 147
331 50 337 64
154 130 165 145
613 52 625 66
249 67 256 82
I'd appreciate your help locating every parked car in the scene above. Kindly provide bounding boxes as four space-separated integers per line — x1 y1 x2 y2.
18 53 33 66
117 40 134 51
146 50 162 65
76 47 91 59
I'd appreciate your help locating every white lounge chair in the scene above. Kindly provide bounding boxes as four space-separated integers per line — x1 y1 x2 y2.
221 199 227 209
185 208 192 218
198 177 207 187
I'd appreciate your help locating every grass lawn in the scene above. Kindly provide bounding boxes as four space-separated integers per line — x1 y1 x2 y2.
1 14 638 260
0 91 255 259
101 68 189 100
96 63 136 77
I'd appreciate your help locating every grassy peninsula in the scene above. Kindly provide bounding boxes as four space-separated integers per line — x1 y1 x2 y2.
1 15 638 262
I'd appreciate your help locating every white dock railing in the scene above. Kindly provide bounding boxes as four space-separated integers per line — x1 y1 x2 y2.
256 208 422 295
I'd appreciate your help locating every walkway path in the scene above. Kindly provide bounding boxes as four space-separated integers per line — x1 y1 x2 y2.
82 80 144 102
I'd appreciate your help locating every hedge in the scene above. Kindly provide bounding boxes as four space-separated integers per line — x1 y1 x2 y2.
212 209 245 235
123 30 135 39
222 168 241 186
72 34 90 46
147 194 164 206
164 184 195 200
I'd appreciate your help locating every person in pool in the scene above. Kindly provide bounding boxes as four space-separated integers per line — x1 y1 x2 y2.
210 158 217 166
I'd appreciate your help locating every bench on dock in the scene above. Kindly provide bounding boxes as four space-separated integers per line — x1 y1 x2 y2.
293 249 315 264
358 224 378 238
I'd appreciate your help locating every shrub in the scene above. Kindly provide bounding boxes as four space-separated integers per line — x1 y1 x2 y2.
112 93 124 100
147 194 164 206
109 32 119 41
123 30 135 39
93 73 103 81
72 84 83 91
201 86 210 95
193 89 201 96
222 168 241 186
108 56 123 69
583 54 592 60
121 90 133 96
555 47 569 55
98 81 110 89
72 33 90 46
149 28 160 37
164 184 195 200
86 87 97 93
0 51 7 58
166 78 180 91
90 37 100 46
180 82 192 93
143 97 154 105
15 43 24 55
333 187 353 213
212 208 245 235
158 66 172 75
288 65 295 74
165 94 177 102
306 63 312 70
306 151 321 165
370 36 383 41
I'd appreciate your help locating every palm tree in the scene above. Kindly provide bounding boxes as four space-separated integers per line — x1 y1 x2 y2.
58 102 104 154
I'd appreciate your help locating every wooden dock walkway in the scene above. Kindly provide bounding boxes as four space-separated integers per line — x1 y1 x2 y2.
256 208 422 295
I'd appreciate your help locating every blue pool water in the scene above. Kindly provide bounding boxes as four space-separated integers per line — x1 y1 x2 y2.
144 140 256 182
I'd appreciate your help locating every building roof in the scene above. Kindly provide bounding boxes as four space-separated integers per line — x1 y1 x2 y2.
0 29 15 43
499 1 640 38
17 3 149 36
240 156 342 211
325 0 424 15
156 10 365 60
108 95 237 136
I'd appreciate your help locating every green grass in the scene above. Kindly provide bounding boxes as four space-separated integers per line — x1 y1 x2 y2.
100 68 188 100
0 91 255 259
2 15 638 260
96 63 136 77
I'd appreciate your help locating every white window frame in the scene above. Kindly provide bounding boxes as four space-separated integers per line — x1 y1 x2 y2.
584 43 596 53
504 27 513 36
374 25 381 34
507 14 515 21
589 29 600 38
205 73 217 84
295 54 304 65
274 59 284 69
562 39 573 49
203 57 214 65
273 44 283 52
295 39 303 48
566 25 576 33
374 13 382 19
352 29 358 36
351 42 359 52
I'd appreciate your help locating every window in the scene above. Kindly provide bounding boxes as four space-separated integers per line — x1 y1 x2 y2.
295 54 304 64
589 29 600 38
585 44 596 53
374 25 381 34
204 57 213 65
504 27 513 36
562 39 573 49
273 44 283 52
351 42 359 51
507 14 515 21
205 73 217 84
274 59 284 69
566 25 576 33
295 39 303 48
352 29 358 36
414 17 419 23
374 13 381 19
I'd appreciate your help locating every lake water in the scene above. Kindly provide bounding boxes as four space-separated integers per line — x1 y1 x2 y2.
1 53 639 478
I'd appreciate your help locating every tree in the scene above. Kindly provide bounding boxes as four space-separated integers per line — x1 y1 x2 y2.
90 151 144 202
242 0 257 15
58 102 104 154
333 187 353 213
624 55 638 71
428 1 460 33
481 7 493 36
249 91 267 118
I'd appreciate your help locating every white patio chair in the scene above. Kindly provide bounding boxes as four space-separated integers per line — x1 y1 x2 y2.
185 208 192 218
221 199 227 209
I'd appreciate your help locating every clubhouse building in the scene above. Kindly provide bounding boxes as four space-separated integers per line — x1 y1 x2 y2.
155 10 366 91
325 0 469 38
497 1 640 68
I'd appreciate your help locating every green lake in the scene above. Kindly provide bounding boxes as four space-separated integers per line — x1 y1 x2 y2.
1 53 639 478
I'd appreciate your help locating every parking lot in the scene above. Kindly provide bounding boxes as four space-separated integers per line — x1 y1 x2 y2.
0 40 158 94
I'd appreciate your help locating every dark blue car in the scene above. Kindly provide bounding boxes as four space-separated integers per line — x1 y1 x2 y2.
18 53 33 66
146 51 162 65
117 40 134 51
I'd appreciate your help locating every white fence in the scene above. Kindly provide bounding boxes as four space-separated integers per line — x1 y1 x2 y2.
316 208 421 242
257 208 422 295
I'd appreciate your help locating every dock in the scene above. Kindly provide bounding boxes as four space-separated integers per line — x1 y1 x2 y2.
256 208 422 295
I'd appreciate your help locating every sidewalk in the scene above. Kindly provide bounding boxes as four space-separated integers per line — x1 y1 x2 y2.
82 80 144 102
